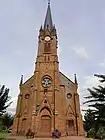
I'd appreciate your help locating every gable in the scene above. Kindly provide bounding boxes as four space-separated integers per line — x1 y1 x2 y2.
59 72 74 88
22 75 34 89
59 72 75 108
66 104 75 117
37 95 53 116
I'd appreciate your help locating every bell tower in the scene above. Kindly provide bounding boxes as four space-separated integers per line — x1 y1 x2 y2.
36 3 58 57
34 2 59 103
33 2 62 136
34 3 61 135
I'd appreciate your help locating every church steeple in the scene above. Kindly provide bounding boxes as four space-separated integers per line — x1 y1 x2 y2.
37 0 57 57
44 1 53 30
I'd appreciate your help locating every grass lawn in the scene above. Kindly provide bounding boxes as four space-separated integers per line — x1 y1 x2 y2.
0 132 9 139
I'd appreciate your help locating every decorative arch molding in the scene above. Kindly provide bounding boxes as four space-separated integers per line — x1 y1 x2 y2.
40 106 51 115
41 115 51 118
22 118 27 121
39 107 51 117
65 104 74 116
36 95 53 116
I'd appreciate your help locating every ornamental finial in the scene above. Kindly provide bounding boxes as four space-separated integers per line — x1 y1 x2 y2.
48 0 50 5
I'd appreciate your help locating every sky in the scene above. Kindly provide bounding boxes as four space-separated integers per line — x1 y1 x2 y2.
0 0 105 114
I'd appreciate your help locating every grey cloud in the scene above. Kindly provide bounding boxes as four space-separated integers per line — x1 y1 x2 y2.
0 0 105 113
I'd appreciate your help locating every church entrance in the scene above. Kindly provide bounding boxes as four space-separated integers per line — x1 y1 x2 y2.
66 119 75 136
41 115 51 133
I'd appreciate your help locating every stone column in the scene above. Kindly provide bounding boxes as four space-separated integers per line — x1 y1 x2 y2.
12 116 18 135
75 94 84 136
31 86 37 133
14 94 22 134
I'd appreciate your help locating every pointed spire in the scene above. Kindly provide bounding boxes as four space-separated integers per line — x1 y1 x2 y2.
74 74 78 85
19 75 23 86
44 1 53 30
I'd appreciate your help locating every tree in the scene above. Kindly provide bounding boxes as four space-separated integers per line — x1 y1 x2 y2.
1 113 13 129
0 117 5 132
83 109 95 132
84 74 105 135
0 85 12 116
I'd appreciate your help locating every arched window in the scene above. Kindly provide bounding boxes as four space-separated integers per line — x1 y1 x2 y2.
44 42 50 52
21 118 27 134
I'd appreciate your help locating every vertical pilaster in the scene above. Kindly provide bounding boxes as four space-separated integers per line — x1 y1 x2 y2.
31 87 37 132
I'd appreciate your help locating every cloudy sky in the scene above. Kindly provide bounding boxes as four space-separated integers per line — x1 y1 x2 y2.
0 0 105 114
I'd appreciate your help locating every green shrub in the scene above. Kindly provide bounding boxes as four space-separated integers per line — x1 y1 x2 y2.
0 132 8 139
96 127 105 140
87 128 95 138
0 121 4 132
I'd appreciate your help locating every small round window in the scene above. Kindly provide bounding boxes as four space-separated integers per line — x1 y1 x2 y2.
67 93 72 99
25 94 30 99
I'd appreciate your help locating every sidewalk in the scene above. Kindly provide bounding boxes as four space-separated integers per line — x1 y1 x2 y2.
7 135 95 140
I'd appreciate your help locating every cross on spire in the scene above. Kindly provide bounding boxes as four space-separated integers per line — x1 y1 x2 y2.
48 0 50 5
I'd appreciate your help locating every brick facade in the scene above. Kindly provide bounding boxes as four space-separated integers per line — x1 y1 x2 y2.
12 3 84 137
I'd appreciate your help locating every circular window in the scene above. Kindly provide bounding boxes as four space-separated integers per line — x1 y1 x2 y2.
67 93 72 99
25 94 30 99
41 75 52 88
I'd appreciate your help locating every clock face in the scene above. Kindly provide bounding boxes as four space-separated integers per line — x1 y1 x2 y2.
41 75 52 88
45 36 51 41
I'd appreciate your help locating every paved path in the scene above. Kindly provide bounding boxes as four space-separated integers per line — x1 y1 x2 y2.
7 136 95 140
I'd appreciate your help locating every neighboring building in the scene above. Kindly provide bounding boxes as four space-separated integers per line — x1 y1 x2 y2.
12 2 84 137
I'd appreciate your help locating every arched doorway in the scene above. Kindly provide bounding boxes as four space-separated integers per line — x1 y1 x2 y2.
41 115 51 132
40 107 52 134
66 119 75 135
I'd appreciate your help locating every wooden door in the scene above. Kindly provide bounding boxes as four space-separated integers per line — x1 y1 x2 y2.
41 115 51 132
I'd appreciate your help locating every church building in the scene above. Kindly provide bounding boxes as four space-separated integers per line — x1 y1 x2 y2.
12 2 84 137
